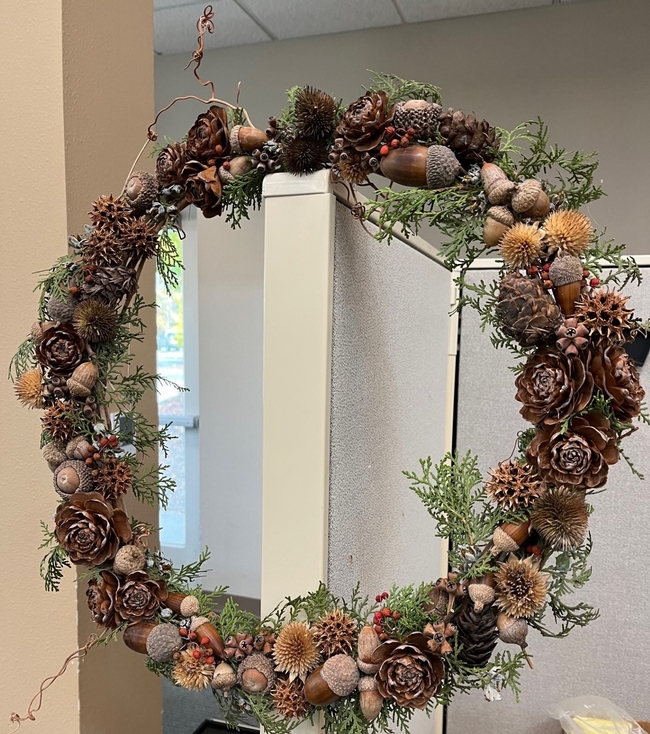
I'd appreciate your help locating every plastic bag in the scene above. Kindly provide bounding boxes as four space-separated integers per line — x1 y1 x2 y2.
549 696 643 734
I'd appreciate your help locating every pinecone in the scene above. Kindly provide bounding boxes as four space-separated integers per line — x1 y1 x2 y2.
336 91 393 153
272 677 313 720
591 346 645 422
452 598 498 668
42 401 75 444
95 458 133 500
485 459 543 513
438 109 499 167
186 105 230 166
156 141 188 189
312 609 357 657
183 161 223 218
575 288 636 347
81 265 137 306
496 272 563 347
393 100 442 140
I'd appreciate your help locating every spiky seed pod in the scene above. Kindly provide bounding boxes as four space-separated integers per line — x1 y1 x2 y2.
43 442 67 472
94 458 133 501
485 459 543 512
393 100 442 140
544 209 592 257
67 362 99 399
42 402 74 444
497 612 529 649
511 179 550 218
273 621 319 682
73 300 117 343
280 135 328 175
452 598 498 668
530 486 589 551
53 459 94 498
179 595 200 618
425 145 462 189
336 149 371 185
500 223 544 269
89 194 131 231
15 367 44 409
238 652 277 694
574 288 636 346
312 609 357 657
113 544 146 576
47 295 79 323
146 623 183 663
80 229 125 269
212 661 237 692
495 554 550 618
295 87 337 140
173 644 215 691
117 218 160 263
124 171 159 214
272 677 313 720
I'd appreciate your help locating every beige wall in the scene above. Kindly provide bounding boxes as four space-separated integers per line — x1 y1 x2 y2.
155 0 650 255
1 0 161 731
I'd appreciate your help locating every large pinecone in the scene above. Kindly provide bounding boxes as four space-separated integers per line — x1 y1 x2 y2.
591 346 645 422
496 272 563 347
335 91 393 153
81 265 137 306
186 105 230 166
452 598 498 668
438 108 499 166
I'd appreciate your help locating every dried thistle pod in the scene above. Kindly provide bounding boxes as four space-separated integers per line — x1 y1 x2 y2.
358 675 383 722
146 622 183 663
492 520 530 554
113 543 146 576
497 612 529 650
180 595 200 618
238 652 276 694
511 179 550 218
53 459 93 498
481 162 515 205
230 125 269 155
304 654 360 706
468 577 496 613
43 442 67 472
273 621 319 682
543 209 592 257
357 625 381 674
483 206 514 248
67 362 99 399
549 254 584 316
500 223 544 269
212 661 237 692
15 367 45 409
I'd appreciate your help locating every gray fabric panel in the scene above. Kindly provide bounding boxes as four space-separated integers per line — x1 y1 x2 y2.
448 269 650 734
328 202 451 600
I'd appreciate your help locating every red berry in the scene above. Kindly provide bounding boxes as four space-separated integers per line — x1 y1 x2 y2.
374 612 383 622
206 656 215 665
99 437 109 448
379 633 388 641
386 126 395 136
407 127 416 136
543 281 553 289
222 160 231 170
541 271 549 280
108 435 119 447
381 592 389 600
374 624 383 633
390 139 399 149
179 628 188 637
542 263 551 272
382 608 392 617
69 286 80 296
192 650 201 659
189 632 197 641
590 277 600 287
200 637 209 646
375 595 382 603
379 145 389 157
214 145 223 156
528 266 539 275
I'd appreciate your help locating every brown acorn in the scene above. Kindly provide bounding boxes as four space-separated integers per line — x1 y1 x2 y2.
67 362 99 399
123 621 157 654
357 625 381 674
483 206 514 248
358 675 383 722
481 162 515 205
230 125 269 154
163 592 188 615
511 179 550 219
212 661 237 692
549 254 584 316
468 576 496 613
492 520 530 554
237 653 276 694
190 619 225 659
379 146 428 187
304 654 359 706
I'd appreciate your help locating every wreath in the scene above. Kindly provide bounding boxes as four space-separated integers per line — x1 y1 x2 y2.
9 6 648 732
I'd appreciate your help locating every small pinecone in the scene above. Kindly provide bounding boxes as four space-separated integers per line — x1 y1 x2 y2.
438 109 499 167
42 402 75 444
496 272 563 347
156 141 188 189
73 300 117 343
47 295 79 323
574 288 636 346
89 194 131 232
280 135 328 175
95 459 133 500
452 598 498 668
294 87 337 140
272 678 313 720
312 609 357 657
81 265 137 306
393 100 442 140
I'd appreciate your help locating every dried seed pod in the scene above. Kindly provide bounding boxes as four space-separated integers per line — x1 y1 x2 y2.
146 623 183 663
212 661 237 692
180 595 201 618
304 654 359 706
113 544 146 576
497 612 529 650
512 179 550 218
358 675 383 721
53 459 93 498
67 362 99 398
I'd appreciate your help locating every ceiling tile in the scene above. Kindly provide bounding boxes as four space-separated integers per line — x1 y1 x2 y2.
395 0 551 24
239 0 402 40
154 0 270 55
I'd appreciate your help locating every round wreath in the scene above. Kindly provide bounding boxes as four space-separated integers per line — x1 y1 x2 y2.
9 6 648 732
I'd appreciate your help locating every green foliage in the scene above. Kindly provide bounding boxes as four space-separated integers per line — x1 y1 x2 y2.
34 255 83 320
218 596 261 639
158 224 185 295
222 168 265 228
583 232 642 289
8 335 36 381
244 692 301 734
379 583 434 639
278 86 302 128
39 521 70 592
164 546 214 593
366 71 442 105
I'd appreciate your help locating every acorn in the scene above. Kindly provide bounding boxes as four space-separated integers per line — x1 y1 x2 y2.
549 254 584 316
358 675 383 722
53 459 93 498
124 171 159 214
163 592 187 615
146 623 183 663
511 179 550 219
189 617 225 659
492 520 530 554
379 145 460 189
357 625 381 674
43 443 67 472
67 362 99 399
483 206 514 248
481 162 515 205
230 125 269 154
218 155 253 184
497 612 529 650
31 321 55 344
212 661 237 692
123 621 157 654
468 575 496 612
113 544 146 576
180 595 201 618
304 654 359 706
237 653 276 694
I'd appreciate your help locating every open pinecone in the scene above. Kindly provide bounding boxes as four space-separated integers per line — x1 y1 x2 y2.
186 105 230 166
81 265 137 306
156 141 188 188
36 324 86 376
336 91 392 153
86 570 120 630
438 109 499 166
485 459 543 513
312 609 357 657
515 347 594 425
452 598 498 668
575 288 636 346
183 161 223 218
114 570 168 623
496 272 563 347
591 346 645 422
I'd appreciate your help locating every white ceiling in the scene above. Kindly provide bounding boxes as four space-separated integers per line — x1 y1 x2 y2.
154 0 575 55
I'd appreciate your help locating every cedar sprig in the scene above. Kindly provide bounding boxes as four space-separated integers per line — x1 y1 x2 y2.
365 70 442 105
244 692 302 734
39 521 71 593
156 223 185 296
379 583 434 639
125 457 177 509
583 232 642 289
217 596 261 639
222 168 265 228
163 546 213 592
34 255 83 320
8 335 36 381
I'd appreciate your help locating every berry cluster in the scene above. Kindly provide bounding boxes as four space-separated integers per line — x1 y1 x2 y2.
372 592 402 641
178 627 216 665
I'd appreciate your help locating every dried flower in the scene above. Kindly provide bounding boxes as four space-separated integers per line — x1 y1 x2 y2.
173 643 215 691
336 92 392 153
500 223 544 269
115 570 168 623
530 487 589 551
543 210 592 257
494 555 549 618
86 570 120 630
273 622 319 682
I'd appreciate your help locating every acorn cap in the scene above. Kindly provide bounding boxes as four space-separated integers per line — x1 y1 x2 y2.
53 459 93 498
321 654 359 697
237 652 276 694
426 145 462 189
146 623 183 663
548 254 583 287
486 205 514 227
488 179 516 205
189 616 210 633
180 595 201 618
511 179 542 213
43 443 67 471
65 436 93 460
212 661 237 691
357 675 378 693
492 526 520 554
468 583 495 612
124 171 159 214
113 544 146 576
